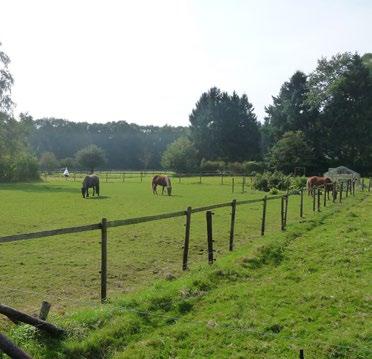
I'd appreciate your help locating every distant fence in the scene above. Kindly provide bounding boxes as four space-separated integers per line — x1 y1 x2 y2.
0 179 363 304
42 170 253 183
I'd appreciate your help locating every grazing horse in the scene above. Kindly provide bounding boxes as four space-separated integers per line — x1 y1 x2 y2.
152 175 172 196
81 174 100 198
307 176 333 195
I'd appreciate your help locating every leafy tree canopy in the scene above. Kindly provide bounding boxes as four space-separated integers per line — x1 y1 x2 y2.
0 42 14 113
75 145 106 173
269 131 313 174
161 136 199 173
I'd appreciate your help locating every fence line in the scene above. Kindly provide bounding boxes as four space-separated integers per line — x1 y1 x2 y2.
0 182 359 303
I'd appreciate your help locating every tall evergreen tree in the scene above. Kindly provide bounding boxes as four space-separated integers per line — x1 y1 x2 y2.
189 87 261 162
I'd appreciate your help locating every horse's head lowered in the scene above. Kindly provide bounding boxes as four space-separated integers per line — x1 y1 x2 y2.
152 175 172 196
81 175 100 198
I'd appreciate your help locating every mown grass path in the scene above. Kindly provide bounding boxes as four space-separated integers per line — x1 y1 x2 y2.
7 191 371 358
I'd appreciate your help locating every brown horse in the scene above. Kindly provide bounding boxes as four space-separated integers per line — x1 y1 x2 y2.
152 175 172 196
307 176 333 195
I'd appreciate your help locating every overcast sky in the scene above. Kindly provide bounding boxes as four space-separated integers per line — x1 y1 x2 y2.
0 0 371 126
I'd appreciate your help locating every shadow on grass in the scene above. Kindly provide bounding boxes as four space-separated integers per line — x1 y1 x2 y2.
0 182 79 194
85 196 110 200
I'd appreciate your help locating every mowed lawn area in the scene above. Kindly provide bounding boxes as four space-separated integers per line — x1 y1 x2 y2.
0 177 338 317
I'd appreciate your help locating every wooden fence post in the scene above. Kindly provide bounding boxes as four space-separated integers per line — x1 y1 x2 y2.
182 207 192 270
300 188 304 218
261 196 267 236
317 187 321 212
229 200 237 251
0 333 32 359
206 211 214 264
232 177 235 193
106 172 108 183
100 218 108 303
362 178 365 191
140 172 143 182
333 184 337 203
242 176 245 193
284 195 288 228
339 182 343 203
346 180 349 198
199 174 202 184
39 301 51 320
73 173 76 182
324 186 327 207
281 196 285 231
312 189 316 212
221 174 224 185
368 178 371 192
179 175 181 184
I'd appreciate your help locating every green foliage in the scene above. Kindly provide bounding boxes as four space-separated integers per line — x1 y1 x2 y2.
190 87 261 162
264 52 372 175
242 161 266 175
362 53 372 72
59 157 77 169
290 176 307 190
161 137 199 173
200 159 226 172
226 161 244 174
28 119 187 170
12 153 39 181
269 131 313 174
0 42 14 112
0 111 40 182
253 171 291 192
39 151 59 173
75 144 106 172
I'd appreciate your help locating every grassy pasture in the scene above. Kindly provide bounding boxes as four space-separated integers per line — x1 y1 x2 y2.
0 177 330 321
5 189 371 358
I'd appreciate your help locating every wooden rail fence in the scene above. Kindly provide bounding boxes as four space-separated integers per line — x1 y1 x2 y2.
0 181 359 304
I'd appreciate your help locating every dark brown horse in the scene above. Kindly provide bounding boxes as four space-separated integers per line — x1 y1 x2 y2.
152 175 172 196
307 176 333 195
81 174 100 198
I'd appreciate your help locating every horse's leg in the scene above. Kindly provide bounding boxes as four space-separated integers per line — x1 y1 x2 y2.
162 186 165 195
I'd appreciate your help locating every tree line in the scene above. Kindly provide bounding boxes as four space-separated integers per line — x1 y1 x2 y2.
1 40 372 181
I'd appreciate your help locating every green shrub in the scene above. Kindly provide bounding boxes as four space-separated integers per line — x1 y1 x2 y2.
200 159 226 173
290 176 307 190
242 161 266 175
13 154 39 181
253 171 291 192
0 153 39 182
227 162 244 174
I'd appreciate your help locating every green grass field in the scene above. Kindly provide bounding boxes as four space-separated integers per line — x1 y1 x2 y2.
2 183 370 358
1 177 314 315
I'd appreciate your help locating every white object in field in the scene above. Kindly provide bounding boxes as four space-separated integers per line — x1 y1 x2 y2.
63 168 69 177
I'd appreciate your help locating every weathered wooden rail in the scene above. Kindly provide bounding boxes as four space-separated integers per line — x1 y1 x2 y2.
0 181 358 304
